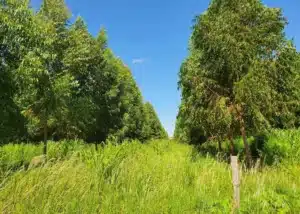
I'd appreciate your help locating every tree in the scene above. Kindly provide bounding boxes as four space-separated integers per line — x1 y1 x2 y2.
143 102 168 140
111 59 147 141
14 2 77 154
86 45 124 143
56 17 98 140
0 0 35 143
0 0 166 147
176 47 231 148
39 0 70 27
177 0 299 166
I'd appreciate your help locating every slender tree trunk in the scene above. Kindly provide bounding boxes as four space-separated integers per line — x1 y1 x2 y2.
236 106 252 167
228 124 235 156
95 142 98 151
240 121 251 168
43 122 48 155
218 140 222 152
228 132 235 156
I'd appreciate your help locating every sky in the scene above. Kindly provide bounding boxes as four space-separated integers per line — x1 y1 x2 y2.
31 0 300 136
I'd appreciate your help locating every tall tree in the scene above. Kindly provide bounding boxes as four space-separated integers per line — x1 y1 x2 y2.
14 1 76 154
39 0 69 26
0 0 34 143
177 0 299 166
57 17 98 140
112 59 147 141
143 102 168 140
0 0 167 146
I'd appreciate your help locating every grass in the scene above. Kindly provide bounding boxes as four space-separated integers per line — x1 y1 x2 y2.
0 139 85 181
0 138 299 213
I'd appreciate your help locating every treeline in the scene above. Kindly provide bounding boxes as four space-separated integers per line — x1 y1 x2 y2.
0 0 168 149
175 0 300 165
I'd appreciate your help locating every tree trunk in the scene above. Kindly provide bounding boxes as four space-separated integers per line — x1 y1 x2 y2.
236 106 252 167
43 122 48 155
218 140 222 152
228 126 235 156
240 121 251 168
228 133 235 156
95 142 98 151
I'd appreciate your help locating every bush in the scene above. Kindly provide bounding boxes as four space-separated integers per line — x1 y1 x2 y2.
197 129 300 165
263 129 300 165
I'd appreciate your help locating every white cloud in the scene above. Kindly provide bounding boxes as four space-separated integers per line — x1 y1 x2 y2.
132 58 146 65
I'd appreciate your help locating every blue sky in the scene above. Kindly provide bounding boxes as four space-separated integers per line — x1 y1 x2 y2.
31 0 300 136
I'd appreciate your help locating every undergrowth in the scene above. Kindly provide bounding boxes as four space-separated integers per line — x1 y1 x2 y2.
0 137 299 213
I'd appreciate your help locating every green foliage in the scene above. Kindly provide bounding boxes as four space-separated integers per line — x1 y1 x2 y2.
262 129 300 165
110 61 147 141
198 129 300 166
143 102 168 140
0 140 299 213
0 0 34 143
39 0 70 25
0 0 165 144
176 0 300 163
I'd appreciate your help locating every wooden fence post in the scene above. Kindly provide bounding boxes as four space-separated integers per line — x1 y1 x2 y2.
231 156 240 210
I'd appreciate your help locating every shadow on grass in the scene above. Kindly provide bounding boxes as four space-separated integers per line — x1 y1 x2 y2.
190 135 269 167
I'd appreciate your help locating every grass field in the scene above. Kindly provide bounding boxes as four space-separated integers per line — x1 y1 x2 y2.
0 138 300 213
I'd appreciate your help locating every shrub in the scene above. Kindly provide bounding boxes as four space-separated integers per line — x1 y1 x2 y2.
263 129 300 165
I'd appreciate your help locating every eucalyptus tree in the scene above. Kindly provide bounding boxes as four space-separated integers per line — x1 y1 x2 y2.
143 102 168 140
57 17 99 140
178 0 298 166
111 59 147 141
0 0 30 143
14 0 77 154
0 0 169 146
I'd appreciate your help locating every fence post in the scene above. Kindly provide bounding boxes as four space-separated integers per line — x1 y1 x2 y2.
231 156 240 210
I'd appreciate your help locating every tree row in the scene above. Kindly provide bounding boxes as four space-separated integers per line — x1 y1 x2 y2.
0 0 168 151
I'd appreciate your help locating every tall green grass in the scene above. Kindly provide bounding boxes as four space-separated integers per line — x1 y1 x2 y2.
0 139 299 213
0 140 86 183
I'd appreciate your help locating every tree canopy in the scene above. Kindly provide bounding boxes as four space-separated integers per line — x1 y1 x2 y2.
175 0 300 165
0 0 167 149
